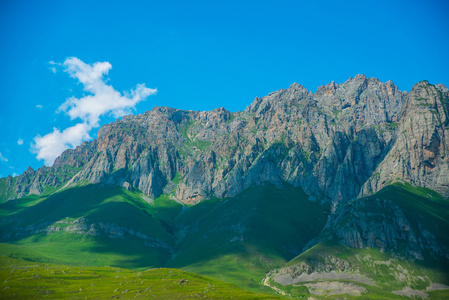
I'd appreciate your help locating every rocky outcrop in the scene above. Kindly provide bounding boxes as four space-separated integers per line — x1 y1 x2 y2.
361 81 449 197
304 185 449 261
263 245 446 298
320 198 423 259
1 76 447 208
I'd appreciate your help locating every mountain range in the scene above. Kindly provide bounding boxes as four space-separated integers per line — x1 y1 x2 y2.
1 75 448 299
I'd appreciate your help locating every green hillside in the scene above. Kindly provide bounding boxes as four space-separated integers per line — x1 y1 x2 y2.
265 240 449 299
0 256 281 299
0 182 326 295
169 184 327 292
2 181 449 298
263 183 449 298
0 184 181 269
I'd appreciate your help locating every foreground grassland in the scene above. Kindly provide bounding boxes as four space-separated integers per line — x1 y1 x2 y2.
0 256 281 299
0 184 183 269
1 182 448 299
0 183 326 295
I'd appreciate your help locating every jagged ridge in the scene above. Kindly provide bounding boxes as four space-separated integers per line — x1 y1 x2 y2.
1 75 448 208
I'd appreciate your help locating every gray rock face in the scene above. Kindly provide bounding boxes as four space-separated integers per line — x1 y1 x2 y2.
319 198 423 259
304 186 449 261
1 76 447 208
361 81 449 198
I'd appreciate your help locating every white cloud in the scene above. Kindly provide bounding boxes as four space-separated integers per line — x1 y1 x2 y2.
32 57 157 166
17 138 24 145
50 67 57 73
36 104 43 109
58 57 156 126
0 152 8 162
33 123 92 165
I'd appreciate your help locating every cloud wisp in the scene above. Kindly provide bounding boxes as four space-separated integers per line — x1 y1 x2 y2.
0 152 8 162
17 139 24 145
32 57 157 166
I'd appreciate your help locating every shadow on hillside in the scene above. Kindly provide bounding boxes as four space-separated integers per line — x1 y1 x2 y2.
165 183 328 288
0 182 330 273
0 184 174 269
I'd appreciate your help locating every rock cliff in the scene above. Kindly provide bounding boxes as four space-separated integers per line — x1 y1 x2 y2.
361 81 449 197
1 76 447 208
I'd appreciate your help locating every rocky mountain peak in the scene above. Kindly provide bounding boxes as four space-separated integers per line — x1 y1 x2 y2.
316 81 338 96
288 82 308 92
342 74 367 88
245 82 309 115
1 77 448 206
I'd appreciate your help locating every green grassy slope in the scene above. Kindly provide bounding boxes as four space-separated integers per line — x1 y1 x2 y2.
0 256 281 299
3 180 447 298
169 184 327 292
0 182 326 295
0 184 182 269
263 183 449 299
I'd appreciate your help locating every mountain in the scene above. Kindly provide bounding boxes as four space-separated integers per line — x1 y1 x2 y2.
2 76 448 206
1 75 448 298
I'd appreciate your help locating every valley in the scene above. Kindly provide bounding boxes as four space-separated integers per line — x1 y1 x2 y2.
1 76 449 298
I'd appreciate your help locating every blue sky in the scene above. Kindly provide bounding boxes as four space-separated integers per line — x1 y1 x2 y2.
0 0 448 177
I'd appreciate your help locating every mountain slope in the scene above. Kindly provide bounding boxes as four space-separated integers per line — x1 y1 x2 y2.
265 241 449 299
0 181 327 293
169 183 327 291
0 184 181 268
311 182 449 261
264 183 449 298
